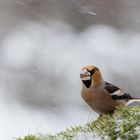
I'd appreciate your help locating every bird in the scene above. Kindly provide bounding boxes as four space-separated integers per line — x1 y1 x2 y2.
80 65 140 115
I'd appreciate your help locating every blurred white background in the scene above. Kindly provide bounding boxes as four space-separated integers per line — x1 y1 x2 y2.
0 0 140 139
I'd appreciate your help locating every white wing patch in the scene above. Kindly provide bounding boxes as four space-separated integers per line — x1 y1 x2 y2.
111 90 124 96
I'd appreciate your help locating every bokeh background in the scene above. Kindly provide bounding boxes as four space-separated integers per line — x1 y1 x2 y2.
0 0 140 139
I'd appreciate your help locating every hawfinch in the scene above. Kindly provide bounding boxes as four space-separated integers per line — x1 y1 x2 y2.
80 65 140 115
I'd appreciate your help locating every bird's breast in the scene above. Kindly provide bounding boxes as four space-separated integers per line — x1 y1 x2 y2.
81 89 117 114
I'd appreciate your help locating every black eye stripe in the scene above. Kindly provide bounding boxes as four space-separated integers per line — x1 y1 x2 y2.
87 67 99 75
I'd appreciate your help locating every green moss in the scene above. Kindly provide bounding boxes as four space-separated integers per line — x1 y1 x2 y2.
17 135 41 140
18 106 140 140
90 106 140 140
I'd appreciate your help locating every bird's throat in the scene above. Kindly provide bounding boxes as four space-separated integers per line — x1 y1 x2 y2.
82 80 92 88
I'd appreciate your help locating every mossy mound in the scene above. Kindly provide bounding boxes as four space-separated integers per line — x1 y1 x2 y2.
18 106 140 140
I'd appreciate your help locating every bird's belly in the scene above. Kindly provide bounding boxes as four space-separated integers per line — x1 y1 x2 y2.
90 97 116 114
82 90 116 114
91 93 116 114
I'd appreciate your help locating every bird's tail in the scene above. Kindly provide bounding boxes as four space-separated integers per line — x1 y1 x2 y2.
126 98 140 106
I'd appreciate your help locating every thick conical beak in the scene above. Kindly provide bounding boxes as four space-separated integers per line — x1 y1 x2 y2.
80 73 84 78
80 69 91 80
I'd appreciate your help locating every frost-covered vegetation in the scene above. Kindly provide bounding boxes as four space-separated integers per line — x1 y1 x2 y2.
18 106 140 140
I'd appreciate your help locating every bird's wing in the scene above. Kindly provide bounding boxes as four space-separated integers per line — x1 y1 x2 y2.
104 82 133 100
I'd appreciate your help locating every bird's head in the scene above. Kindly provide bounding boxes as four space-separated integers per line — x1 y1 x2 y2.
80 65 103 88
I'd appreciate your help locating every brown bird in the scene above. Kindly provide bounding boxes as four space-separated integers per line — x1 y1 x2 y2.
80 65 140 115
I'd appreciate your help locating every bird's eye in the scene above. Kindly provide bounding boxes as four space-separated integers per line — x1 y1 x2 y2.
90 69 95 75
88 67 98 75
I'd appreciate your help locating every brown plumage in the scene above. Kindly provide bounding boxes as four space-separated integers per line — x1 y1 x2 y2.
80 65 138 115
